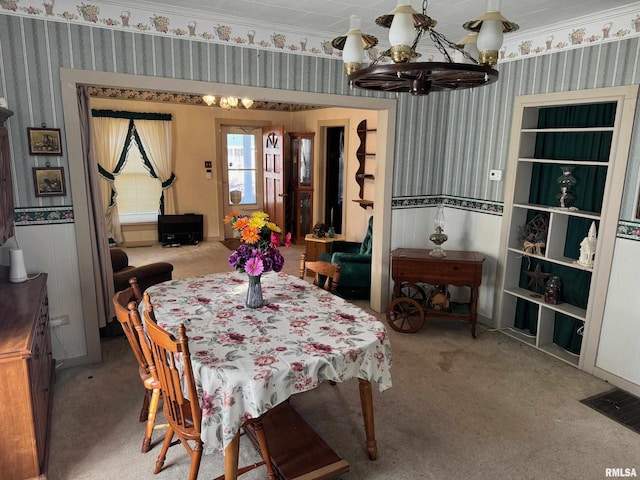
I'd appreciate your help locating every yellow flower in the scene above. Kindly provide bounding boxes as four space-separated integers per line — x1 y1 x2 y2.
252 211 269 220
266 221 281 233
248 216 266 229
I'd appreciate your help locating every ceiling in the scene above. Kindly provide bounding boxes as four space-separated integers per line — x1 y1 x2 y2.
126 0 635 47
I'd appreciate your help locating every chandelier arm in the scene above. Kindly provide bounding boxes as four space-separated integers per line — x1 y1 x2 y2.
429 30 478 64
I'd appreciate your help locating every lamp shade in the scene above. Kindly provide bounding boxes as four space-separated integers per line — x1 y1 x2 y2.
343 15 365 64
477 19 503 52
388 4 416 48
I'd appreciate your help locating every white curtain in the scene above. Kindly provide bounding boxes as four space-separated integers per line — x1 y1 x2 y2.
134 119 176 214
91 116 131 243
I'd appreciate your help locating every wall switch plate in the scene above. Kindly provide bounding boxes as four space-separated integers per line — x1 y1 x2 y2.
204 161 212 168
50 315 70 328
489 169 502 181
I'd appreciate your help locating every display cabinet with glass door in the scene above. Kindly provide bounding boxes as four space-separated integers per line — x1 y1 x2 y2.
288 132 314 243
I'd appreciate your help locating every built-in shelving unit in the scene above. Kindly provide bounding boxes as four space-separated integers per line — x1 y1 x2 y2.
354 119 375 209
496 86 638 371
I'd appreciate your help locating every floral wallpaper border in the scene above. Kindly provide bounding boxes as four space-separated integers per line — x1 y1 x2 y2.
12 204 640 241
86 86 323 111
392 195 504 215
0 0 638 66
15 206 74 225
617 220 640 241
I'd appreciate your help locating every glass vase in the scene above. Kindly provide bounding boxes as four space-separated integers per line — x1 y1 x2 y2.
246 274 264 308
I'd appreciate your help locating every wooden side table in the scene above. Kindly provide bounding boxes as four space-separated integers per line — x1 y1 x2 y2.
304 233 345 263
390 248 485 337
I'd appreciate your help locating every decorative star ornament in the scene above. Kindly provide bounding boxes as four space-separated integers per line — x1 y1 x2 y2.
524 264 551 292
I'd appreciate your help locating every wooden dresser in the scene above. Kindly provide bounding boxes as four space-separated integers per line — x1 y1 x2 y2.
0 272 54 479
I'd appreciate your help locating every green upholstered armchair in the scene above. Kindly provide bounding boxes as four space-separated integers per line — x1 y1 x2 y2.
320 216 373 299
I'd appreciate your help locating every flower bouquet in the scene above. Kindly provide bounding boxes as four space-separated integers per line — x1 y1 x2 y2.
224 211 291 307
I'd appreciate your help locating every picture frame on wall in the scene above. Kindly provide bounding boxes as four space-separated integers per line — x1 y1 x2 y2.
33 167 66 197
27 127 63 155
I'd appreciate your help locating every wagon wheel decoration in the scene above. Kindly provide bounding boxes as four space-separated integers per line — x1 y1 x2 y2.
399 282 427 304
386 297 425 333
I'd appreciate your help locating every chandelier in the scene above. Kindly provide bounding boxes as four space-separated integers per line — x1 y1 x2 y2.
202 95 253 109
331 0 518 95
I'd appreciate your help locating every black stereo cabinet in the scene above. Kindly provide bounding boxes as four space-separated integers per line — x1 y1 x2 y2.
158 214 203 246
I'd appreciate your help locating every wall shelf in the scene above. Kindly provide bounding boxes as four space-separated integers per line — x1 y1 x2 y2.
355 119 375 209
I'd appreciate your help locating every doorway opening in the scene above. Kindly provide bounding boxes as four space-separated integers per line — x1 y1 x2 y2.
324 127 344 234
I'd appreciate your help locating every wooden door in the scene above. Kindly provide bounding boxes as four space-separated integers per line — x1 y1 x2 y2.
262 125 285 229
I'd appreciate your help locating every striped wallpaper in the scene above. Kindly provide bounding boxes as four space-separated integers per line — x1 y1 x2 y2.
393 36 640 223
1 13 640 225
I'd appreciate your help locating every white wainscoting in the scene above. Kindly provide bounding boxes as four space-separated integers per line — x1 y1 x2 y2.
0 224 87 364
595 237 640 395
391 206 503 324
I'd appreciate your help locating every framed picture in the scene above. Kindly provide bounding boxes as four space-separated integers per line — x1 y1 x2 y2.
33 167 66 197
27 127 63 155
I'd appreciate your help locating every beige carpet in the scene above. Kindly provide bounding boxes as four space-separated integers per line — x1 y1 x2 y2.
121 239 304 280
47 241 640 480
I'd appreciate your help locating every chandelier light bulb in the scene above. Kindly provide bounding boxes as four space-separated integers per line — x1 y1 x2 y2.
343 15 365 72
477 19 503 64
388 3 417 63
219 97 229 109
202 94 216 106
241 98 253 108
227 97 239 107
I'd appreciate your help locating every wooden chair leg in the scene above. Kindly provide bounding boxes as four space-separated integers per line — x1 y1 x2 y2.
252 419 276 480
154 426 175 474
139 389 150 422
188 440 203 480
224 432 240 480
142 388 160 453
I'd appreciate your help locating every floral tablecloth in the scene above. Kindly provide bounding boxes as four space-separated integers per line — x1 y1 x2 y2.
143 271 393 454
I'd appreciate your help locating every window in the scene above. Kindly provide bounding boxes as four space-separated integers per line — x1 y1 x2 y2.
114 144 162 223
226 133 257 204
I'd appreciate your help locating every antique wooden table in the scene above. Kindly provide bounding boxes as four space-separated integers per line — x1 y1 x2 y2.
389 248 485 337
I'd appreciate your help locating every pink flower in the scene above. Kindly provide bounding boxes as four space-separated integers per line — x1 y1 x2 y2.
302 342 333 355
290 361 305 371
285 232 292 248
290 319 310 328
218 332 246 344
254 354 277 367
245 257 264 276
270 231 279 248
201 391 215 417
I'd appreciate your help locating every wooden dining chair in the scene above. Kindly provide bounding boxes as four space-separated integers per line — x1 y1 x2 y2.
112 277 162 453
299 253 342 294
141 292 276 480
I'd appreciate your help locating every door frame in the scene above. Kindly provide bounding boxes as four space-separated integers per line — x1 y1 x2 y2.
316 119 350 235
60 69 396 366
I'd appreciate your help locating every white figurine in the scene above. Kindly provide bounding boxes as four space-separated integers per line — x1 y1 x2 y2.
577 222 597 268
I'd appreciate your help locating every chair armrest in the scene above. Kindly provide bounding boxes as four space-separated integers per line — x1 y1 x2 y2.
331 252 372 265
112 262 174 293
329 241 362 254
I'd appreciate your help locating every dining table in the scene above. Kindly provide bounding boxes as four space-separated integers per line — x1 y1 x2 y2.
142 270 393 479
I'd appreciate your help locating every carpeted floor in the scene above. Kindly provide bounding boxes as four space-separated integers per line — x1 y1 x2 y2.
47 240 640 480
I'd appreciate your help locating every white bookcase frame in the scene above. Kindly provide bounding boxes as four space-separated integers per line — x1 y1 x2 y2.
495 85 638 373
